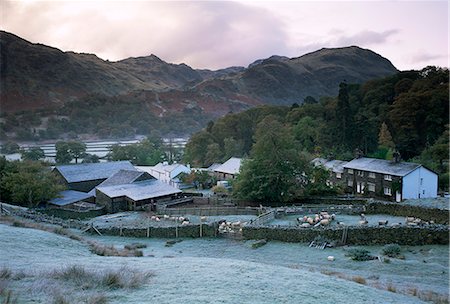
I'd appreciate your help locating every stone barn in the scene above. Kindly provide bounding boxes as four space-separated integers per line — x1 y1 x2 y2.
53 161 136 192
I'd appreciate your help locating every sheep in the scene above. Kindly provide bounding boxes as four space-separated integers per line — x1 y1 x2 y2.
150 216 156 220
300 223 310 228
327 256 335 261
181 221 190 226
406 217 415 223
178 217 185 222
307 217 314 225
200 216 208 222
155 217 160 222
320 219 330 226
163 215 170 219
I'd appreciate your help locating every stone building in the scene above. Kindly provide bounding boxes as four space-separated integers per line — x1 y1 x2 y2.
343 157 438 202
53 161 136 192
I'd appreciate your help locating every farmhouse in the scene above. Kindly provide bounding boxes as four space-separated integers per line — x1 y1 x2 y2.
343 157 438 202
136 162 191 188
213 157 242 180
53 161 136 192
95 169 181 212
312 158 348 186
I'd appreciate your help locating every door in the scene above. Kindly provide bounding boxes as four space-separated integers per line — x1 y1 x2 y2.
396 191 401 202
357 182 364 193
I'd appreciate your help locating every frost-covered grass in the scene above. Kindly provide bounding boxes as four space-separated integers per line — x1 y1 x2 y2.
1 223 448 303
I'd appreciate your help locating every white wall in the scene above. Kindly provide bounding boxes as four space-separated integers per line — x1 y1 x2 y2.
402 166 438 199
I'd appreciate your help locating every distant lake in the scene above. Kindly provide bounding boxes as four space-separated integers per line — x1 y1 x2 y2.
6 137 188 162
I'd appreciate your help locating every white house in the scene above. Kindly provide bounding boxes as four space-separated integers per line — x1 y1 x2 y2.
136 162 191 189
343 157 438 202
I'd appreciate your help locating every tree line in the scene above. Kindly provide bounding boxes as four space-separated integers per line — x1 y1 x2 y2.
184 66 449 199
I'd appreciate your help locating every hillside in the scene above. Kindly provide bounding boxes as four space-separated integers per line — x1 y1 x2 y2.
0 31 400 139
194 46 398 105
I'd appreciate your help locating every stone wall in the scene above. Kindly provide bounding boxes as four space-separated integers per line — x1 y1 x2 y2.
95 223 218 238
242 225 449 245
39 207 106 220
366 201 449 224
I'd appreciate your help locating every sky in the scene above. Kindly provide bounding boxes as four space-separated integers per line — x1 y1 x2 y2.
1 0 448 70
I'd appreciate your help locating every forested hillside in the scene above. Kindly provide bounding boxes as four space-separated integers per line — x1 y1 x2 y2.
184 66 449 190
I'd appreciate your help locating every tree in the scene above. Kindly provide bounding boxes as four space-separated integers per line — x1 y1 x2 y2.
55 142 73 164
82 154 100 163
1 161 65 207
234 116 310 204
108 139 165 165
293 116 322 153
1 141 20 154
335 82 354 150
21 147 45 161
67 141 87 164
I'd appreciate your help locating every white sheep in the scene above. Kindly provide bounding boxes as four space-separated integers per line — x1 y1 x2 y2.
181 221 190 226
327 256 335 261
320 219 330 226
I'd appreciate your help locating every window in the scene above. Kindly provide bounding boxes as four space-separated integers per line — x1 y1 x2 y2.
348 169 354 174
420 178 423 186
336 172 342 179
347 179 353 187
384 187 392 196
384 174 392 181
357 171 364 177
368 183 375 192
368 172 376 179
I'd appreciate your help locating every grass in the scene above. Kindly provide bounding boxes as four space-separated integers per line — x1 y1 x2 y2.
50 265 153 291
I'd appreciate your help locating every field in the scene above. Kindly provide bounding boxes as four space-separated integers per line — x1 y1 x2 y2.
1 222 448 304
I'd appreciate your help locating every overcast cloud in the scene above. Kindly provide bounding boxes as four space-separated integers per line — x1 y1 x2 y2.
1 1 448 70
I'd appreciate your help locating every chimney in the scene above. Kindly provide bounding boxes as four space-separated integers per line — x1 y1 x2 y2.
393 151 401 163
354 148 363 159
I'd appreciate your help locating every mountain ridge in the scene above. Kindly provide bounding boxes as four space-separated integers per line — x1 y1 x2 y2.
0 31 400 138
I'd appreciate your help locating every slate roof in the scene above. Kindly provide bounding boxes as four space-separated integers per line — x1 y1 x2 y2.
97 170 153 187
312 158 348 173
96 179 181 202
54 161 136 183
49 190 94 206
343 157 422 177
214 158 242 175
207 163 222 171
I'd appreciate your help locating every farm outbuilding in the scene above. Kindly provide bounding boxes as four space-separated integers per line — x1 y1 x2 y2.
53 161 136 192
96 179 182 213
48 190 95 210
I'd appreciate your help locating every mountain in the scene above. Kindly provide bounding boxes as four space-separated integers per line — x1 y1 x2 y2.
0 31 399 139
194 47 398 105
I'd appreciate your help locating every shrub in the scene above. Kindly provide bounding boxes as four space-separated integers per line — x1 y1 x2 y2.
382 244 402 258
387 283 397 293
351 276 366 284
0 267 12 279
101 272 123 289
345 248 374 261
124 243 147 250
